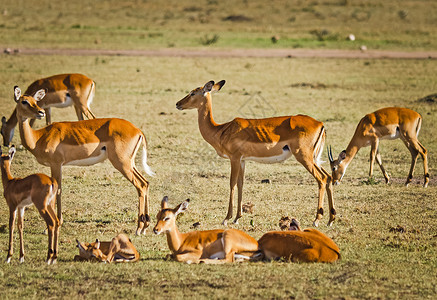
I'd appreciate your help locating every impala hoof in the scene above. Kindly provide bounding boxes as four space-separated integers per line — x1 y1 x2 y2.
19 257 24 264
222 219 228 226
5 257 11 264
232 219 239 225
313 219 320 227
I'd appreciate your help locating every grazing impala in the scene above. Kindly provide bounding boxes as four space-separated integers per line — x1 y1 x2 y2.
328 107 429 187
153 197 260 264
258 218 340 263
75 234 140 263
176 80 336 227
12 86 154 235
1 73 96 146
1 146 60 264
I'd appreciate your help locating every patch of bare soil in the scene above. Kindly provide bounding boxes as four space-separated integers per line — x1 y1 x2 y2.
3 47 437 59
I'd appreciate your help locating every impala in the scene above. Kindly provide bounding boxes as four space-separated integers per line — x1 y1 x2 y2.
1 146 60 264
75 234 140 263
153 197 260 264
12 86 154 235
2 73 96 146
258 218 340 263
328 107 429 187
176 80 336 227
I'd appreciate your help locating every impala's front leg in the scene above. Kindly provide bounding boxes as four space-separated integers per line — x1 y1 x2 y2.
375 148 390 184
174 251 202 264
17 208 25 263
223 159 241 226
51 165 63 227
321 167 336 226
234 160 245 224
369 139 379 180
6 209 16 263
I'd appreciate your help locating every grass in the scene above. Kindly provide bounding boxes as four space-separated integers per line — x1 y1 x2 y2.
0 0 437 51
0 55 436 298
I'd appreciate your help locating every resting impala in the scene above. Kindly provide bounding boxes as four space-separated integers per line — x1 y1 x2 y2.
2 73 96 146
258 218 340 263
176 80 336 227
75 234 140 263
1 146 60 264
12 86 154 235
328 107 429 187
153 197 260 264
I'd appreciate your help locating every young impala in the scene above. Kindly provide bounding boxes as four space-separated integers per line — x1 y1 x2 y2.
1 146 60 264
12 86 154 235
176 80 336 227
328 107 429 187
153 197 260 264
258 218 340 263
75 234 140 263
2 73 96 146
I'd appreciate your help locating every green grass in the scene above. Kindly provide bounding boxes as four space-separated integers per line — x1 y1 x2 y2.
1 0 437 51
0 55 436 298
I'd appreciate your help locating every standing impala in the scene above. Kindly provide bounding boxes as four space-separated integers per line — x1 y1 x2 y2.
12 86 154 235
1 146 60 264
2 73 96 146
153 196 260 264
176 80 336 227
328 107 429 187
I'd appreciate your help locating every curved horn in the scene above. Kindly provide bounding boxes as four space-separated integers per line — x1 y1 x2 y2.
328 146 334 163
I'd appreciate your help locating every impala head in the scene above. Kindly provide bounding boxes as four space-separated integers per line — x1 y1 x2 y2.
328 146 347 185
76 239 104 261
0 145 16 169
1 116 14 147
153 196 189 235
13 86 46 121
176 80 225 110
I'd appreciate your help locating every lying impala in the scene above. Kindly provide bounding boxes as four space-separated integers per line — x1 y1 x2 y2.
258 218 340 263
1 146 60 264
176 80 336 227
328 107 429 187
2 73 96 146
75 234 140 263
12 86 154 235
153 197 260 264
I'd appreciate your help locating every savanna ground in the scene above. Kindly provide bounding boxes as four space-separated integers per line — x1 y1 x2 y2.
0 1 437 299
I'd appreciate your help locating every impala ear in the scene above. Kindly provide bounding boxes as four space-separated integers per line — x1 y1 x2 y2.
174 199 190 216
14 86 21 102
339 150 346 161
33 89 46 101
76 239 81 247
203 81 215 93
9 145 16 160
161 196 169 209
95 239 100 249
212 80 225 92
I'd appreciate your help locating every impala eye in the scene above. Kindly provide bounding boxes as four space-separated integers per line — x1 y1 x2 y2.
332 167 337 172
21 100 29 105
163 217 170 221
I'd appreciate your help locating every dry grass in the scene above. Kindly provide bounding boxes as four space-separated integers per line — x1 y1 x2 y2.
0 54 436 299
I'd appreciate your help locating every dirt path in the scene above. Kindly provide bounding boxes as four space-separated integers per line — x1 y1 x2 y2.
8 47 437 59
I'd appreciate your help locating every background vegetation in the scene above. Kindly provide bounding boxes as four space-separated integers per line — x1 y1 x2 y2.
0 0 436 299
1 0 436 50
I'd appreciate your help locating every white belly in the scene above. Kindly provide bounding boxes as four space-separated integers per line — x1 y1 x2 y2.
244 148 293 164
209 251 225 260
65 148 108 166
50 94 73 108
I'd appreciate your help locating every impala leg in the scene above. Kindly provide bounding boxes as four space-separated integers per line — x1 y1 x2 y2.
44 107 52 125
369 139 379 180
73 105 85 121
320 166 336 226
17 207 25 263
50 166 63 227
174 251 202 264
223 159 241 226
6 209 16 263
105 237 121 263
375 148 390 184
47 203 60 265
38 207 55 264
417 141 429 187
233 160 246 224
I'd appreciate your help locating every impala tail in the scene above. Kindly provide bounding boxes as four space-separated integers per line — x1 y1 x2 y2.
314 126 326 167
141 135 155 177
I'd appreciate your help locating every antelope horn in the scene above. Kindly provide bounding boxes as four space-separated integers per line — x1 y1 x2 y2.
328 146 334 163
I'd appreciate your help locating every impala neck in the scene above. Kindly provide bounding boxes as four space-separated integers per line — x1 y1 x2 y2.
17 117 41 151
1 162 13 190
343 137 363 166
165 223 186 253
5 109 18 128
197 93 221 146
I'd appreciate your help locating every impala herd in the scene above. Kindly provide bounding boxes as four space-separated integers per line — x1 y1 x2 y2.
0 74 429 264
